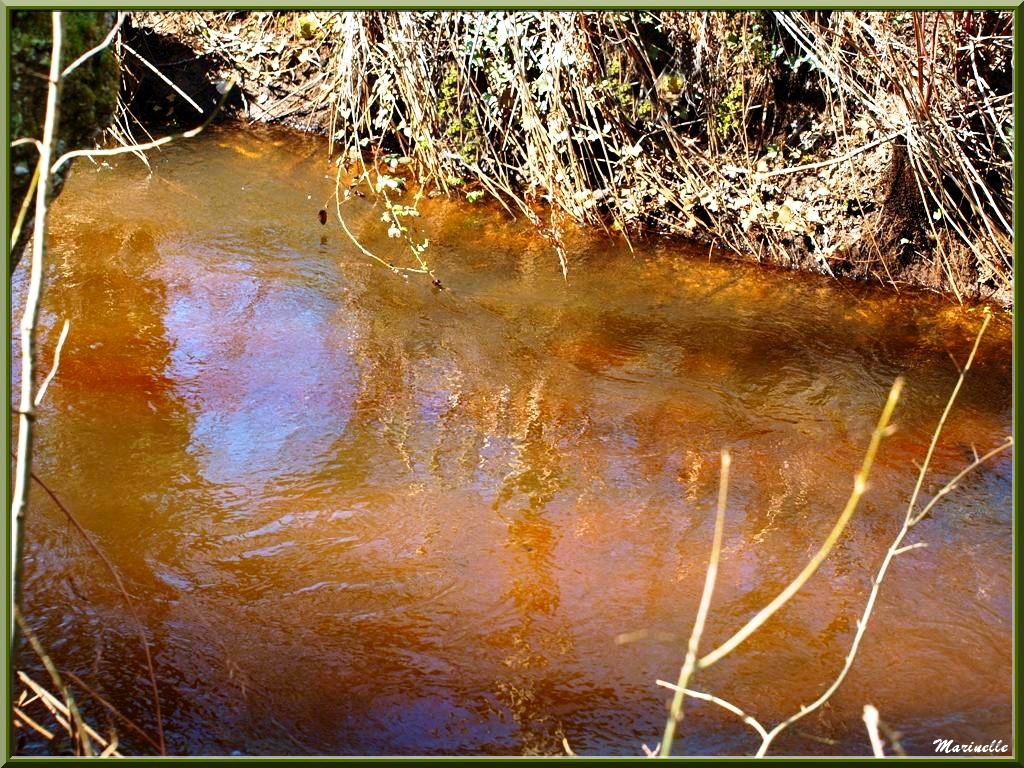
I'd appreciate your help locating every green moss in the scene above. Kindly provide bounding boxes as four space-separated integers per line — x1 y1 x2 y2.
10 11 120 145
598 53 645 121
716 81 744 140
10 11 121 259
436 61 480 163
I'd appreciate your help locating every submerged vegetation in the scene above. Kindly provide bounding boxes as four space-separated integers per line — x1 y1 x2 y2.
124 10 1013 304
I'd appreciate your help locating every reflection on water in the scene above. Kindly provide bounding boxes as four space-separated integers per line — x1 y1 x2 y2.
11 126 1012 756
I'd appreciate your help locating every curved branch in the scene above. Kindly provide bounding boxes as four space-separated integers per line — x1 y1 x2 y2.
62 12 127 78
698 377 904 670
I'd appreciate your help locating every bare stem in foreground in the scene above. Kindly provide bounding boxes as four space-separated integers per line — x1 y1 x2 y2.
668 318 1006 757
698 377 904 670
752 317 1004 756
11 10 63 651
659 449 730 756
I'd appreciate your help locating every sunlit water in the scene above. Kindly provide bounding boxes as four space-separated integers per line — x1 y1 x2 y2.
11 126 1013 757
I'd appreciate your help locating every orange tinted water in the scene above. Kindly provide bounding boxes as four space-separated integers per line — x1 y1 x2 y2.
11 126 1013 756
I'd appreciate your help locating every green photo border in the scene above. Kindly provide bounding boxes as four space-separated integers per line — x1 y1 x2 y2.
1 3 1018 764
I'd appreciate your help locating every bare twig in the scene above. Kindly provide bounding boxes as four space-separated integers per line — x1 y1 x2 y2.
62 12 127 78
699 377 904 670
9 158 41 255
34 320 70 407
656 682 768 743
862 705 885 757
660 449 730 756
908 437 1011 527
12 9 63 651
120 40 205 115
905 313 990 523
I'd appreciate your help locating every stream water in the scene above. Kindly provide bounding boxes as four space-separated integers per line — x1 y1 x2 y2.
11 126 1013 757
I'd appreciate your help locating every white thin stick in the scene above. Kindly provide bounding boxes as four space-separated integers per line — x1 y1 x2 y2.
891 542 927 556
862 705 885 757
35 319 70 407
656 682 769 742
909 437 1011 526
660 448 730 757
10 137 43 150
121 40 205 115
11 10 62 647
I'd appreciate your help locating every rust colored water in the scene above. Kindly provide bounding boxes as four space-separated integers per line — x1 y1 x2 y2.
11 126 1013 756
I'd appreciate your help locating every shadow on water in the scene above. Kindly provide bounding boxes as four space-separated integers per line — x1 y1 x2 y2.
11 125 1012 756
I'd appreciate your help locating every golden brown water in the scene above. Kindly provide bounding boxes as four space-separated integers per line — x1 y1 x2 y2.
11 126 1013 756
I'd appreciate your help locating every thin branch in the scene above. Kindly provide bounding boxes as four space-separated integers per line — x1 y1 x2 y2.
12 9 63 652
660 448 730 756
329 163 429 277
10 137 43 151
10 159 41 257
862 704 885 757
891 542 927 556
909 437 1011 527
905 312 992 523
120 40 205 115
35 320 70 407
699 377 904 670
656 682 768 743
62 12 127 78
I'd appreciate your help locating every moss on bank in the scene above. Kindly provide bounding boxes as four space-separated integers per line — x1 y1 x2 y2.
10 11 121 271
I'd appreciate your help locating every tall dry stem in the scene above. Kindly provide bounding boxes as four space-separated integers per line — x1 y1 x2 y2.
659 449 730 757
11 10 63 648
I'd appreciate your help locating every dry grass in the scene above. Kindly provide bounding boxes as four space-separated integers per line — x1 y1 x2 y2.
127 11 1012 302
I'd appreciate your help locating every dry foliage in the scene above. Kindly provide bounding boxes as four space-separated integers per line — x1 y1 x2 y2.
128 11 1012 303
